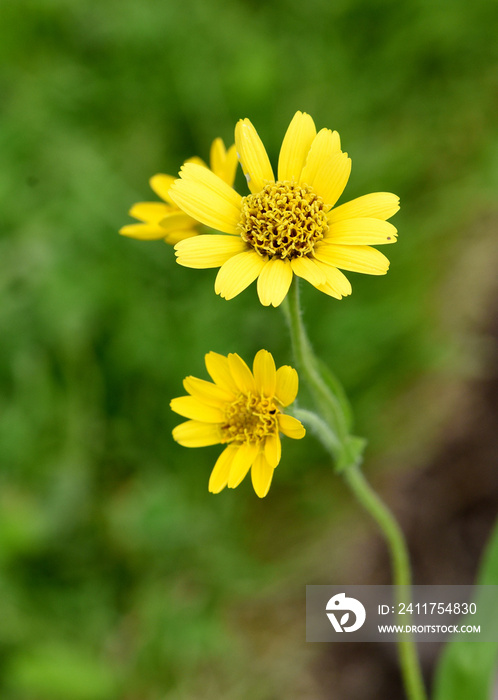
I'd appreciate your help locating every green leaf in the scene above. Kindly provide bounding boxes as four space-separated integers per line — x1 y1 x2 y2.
433 520 498 700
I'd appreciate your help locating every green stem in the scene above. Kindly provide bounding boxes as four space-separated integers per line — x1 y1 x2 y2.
292 407 341 455
343 465 427 700
282 281 349 449
283 281 427 700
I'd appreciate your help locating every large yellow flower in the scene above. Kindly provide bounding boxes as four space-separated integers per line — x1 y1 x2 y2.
170 350 305 498
170 111 400 306
119 138 238 245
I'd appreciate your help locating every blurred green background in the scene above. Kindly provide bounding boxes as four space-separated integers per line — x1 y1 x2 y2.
1 0 498 698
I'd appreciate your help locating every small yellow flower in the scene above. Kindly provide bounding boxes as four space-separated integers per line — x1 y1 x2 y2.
119 138 238 245
170 111 400 306
170 350 305 498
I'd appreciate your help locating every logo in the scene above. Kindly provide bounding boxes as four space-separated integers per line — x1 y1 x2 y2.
326 593 366 632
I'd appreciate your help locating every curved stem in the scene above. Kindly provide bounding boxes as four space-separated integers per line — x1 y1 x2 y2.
283 281 427 700
292 407 341 455
343 466 427 700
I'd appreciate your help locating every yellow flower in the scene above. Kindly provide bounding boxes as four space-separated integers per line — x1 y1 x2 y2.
170 111 400 306
119 138 238 245
170 350 305 498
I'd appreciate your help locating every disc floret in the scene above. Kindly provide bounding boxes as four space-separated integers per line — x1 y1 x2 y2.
221 393 279 444
238 181 328 260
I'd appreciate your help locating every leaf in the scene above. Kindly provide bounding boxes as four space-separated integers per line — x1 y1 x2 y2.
340 613 350 626
433 520 498 700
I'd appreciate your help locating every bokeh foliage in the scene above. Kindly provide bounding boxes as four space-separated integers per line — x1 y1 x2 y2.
1 0 498 698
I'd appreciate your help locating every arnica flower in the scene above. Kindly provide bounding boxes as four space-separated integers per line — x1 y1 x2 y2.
170 111 400 306
119 138 238 245
170 350 305 498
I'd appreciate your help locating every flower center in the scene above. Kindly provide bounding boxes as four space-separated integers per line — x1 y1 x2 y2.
221 393 279 444
237 181 328 260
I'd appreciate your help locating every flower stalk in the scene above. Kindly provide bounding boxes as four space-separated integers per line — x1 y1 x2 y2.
281 282 349 450
283 279 427 700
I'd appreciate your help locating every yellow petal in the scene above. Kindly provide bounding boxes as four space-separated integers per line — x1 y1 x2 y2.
290 256 327 286
129 202 171 224
278 414 306 439
175 234 247 269
119 223 167 240
228 442 260 488
251 452 274 498
170 396 224 423
264 432 281 469
275 366 298 407
159 211 198 233
205 352 239 394
172 420 222 447
253 349 276 397
210 139 239 186
313 260 352 298
314 243 390 275
305 151 351 209
256 258 293 307
150 174 176 204
215 250 266 300
227 353 255 393
183 376 235 407
209 138 226 171
315 282 342 299
169 163 242 234
277 111 316 182
235 118 274 193
209 444 238 493
223 144 239 187
185 156 206 168
300 128 342 186
325 218 398 246
163 229 198 245
328 192 400 223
